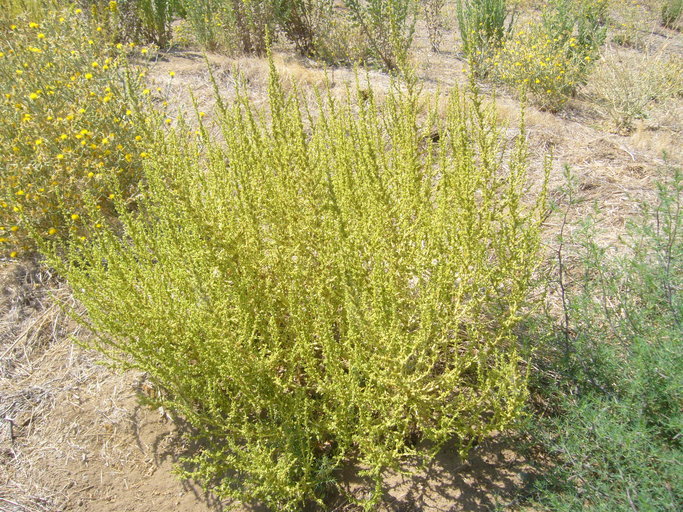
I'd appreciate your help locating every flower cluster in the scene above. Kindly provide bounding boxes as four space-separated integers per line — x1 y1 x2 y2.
0 9 148 258
490 26 594 110
489 0 606 110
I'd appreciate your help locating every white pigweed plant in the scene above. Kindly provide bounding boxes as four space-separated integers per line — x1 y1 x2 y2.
46 64 548 510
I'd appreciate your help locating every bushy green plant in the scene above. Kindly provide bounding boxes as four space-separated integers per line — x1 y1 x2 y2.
76 0 181 46
525 167 683 510
344 0 417 70
0 0 61 24
43 64 547 509
456 0 513 74
176 0 276 54
662 0 683 28
0 9 147 259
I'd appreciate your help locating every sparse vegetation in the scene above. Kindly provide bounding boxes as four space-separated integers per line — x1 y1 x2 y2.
422 0 447 52
524 166 683 511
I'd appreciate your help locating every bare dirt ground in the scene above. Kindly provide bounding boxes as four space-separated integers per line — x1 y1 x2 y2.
1 3 681 511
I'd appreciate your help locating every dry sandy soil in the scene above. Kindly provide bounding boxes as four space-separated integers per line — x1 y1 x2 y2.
1 3 681 511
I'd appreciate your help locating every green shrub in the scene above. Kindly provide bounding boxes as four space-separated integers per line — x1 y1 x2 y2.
272 0 335 56
0 0 61 24
525 167 683 510
176 0 275 55
175 1 334 57
344 0 417 70
662 0 683 28
74 1 182 47
43 64 547 509
0 9 147 259
456 0 513 74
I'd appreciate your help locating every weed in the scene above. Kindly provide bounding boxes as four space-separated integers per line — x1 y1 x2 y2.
422 0 447 52
345 0 417 71
456 0 513 75
662 0 683 28
588 47 683 133
492 0 607 110
524 167 683 511
42 63 548 510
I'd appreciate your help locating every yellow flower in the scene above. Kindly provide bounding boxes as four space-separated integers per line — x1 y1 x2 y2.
10 252 18 258
169 71 175 77
37 33 45 39
85 73 93 80
48 228 57 235
71 214 80 221
29 22 39 28
29 92 38 100
10 226 18 232
57 154 64 159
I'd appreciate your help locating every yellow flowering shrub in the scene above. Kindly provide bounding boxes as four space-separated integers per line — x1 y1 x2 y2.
491 26 591 110
492 0 607 110
0 9 148 258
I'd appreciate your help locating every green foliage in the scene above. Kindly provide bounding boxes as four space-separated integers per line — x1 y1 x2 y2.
422 0 447 52
0 9 147 259
43 65 547 509
662 0 683 28
344 0 417 70
525 167 683 510
541 0 608 61
0 0 61 24
76 0 182 46
176 0 275 55
272 0 335 56
134 0 177 46
456 0 513 74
